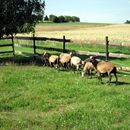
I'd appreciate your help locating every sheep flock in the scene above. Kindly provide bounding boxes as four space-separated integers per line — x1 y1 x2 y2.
37 52 119 84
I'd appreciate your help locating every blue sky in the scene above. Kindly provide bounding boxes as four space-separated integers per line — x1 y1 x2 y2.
45 0 130 23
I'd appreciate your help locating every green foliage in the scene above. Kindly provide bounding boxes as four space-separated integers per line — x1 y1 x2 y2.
125 20 130 24
47 14 80 23
0 0 45 38
58 15 66 23
44 15 49 21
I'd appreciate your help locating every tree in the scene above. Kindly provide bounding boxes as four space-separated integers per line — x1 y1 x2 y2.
0 0 45 38
44 15 49 21
125 20 130 24
64 16 72 22
58 16 66 23
49 14 57 22
71 16 80 22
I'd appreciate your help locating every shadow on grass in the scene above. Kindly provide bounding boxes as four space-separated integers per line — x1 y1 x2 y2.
75 54 129 61
0 53 129 67
0 55 35 66
116 81 130 86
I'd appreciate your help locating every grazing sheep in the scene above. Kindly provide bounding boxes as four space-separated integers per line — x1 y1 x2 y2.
89 56 118 83
82 61 95 78
71 56 82 72
59 52 72 58
49 55 59 68
42 52 51 66
59 52 72 69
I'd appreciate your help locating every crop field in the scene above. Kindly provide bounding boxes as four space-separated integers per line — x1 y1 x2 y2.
36 23 130 46
1 22 130 130
18 22 130 46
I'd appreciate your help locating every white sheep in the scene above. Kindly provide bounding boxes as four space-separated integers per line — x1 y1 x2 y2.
71 56 82 72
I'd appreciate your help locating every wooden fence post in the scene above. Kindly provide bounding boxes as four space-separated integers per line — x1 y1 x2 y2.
63 35 66 52
11 34 15 56
105 36 109 61
33 34 36 54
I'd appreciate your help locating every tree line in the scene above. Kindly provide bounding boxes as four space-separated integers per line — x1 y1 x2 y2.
44 15 80 23
125 20 130 24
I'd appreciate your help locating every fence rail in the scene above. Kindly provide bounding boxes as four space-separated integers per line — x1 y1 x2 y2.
0 35 71 56
0 51 14 54
1 35 129 59
15 36 71 42
0 43 13 47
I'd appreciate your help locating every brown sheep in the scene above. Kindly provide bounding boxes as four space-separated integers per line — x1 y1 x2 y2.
89 56 118 83
41 52 51 66
82 61 95 78
59 52 72 69
49 55 59 68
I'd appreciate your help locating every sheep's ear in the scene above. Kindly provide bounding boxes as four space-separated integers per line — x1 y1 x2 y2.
44 52 47 55
82 61 85 65
69 52 72 56
89 56 93 59
90 56 96 59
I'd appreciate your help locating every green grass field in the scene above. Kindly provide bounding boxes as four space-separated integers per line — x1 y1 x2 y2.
0 22 130 130
0 64 130 130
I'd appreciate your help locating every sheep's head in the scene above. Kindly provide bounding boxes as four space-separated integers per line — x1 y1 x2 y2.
69 52 72 56
89 56 96 63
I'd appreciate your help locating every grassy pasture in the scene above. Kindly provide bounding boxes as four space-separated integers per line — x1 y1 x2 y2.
0 64 130 130
0 22 130 129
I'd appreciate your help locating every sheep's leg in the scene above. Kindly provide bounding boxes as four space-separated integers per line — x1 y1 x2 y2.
68 62 71 70
87 70 91 78
98 73 102 82
77 65 81 74
76 65 79 71
70 64 74 72
114 72 118 84
90 69 92 79
73 66 76 73
82 71 85 77
108 73 112 83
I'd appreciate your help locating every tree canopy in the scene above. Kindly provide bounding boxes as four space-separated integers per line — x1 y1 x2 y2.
125 20 130 24
0 0 45 38
45 14 80 23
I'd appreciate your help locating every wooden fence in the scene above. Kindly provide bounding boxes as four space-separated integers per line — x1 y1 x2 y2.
0 35 71 56
0 36 15 55
1 35 129 59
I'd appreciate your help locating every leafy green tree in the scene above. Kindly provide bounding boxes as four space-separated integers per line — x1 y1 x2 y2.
58 15 66 23
64 16 72 22
71 16 80 22
125 20 130 24
49 14 57 22
0 0 45 38
44 15 49 21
